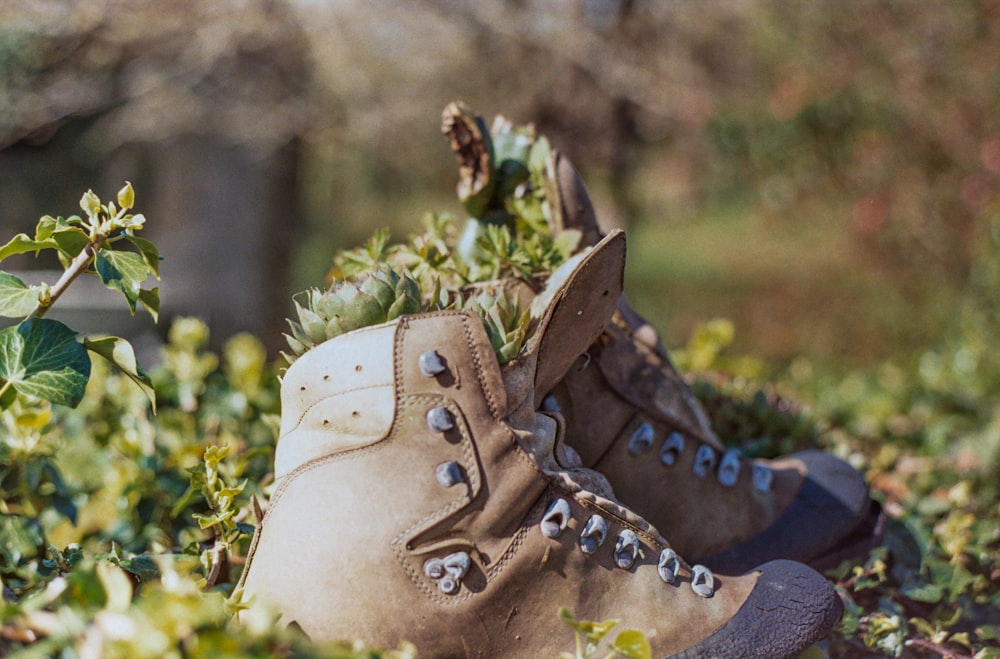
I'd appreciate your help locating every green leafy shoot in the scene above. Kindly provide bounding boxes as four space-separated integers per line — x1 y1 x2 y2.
330 227 398 280
297 111 586 366
0 183 158 411
557 608 652 659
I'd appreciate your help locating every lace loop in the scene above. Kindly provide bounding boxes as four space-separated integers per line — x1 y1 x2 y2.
579 515 608 554
627 422 655 455
540 498 572 538
660 431 685 466
693 444 716 478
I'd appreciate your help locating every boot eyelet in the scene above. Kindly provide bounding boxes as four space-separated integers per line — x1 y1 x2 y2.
579 515 608 554
660 432 685 466
717 449 741 487
418 350 447 377
693 445 716 478
540 498 571 538
427 407 455 433
657 548 681 584
438 575 460 595
436 461 464 487
752 464 773 492
627 422 654 455
443 551 471 580
424 557 446 580
691 565 715 598
613 530 639 570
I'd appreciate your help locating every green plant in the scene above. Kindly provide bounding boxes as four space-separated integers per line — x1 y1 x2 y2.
0 190 410 658
290 108 582 368
1 184 158 600
556 608 651 659
283 266 424 363
0 182 158 408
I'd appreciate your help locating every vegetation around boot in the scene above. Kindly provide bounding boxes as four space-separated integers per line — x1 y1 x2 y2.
3 104 999 657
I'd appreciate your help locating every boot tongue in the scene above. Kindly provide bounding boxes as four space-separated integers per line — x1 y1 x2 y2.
521 229 626 408
545 149 604 247
545 149 721 445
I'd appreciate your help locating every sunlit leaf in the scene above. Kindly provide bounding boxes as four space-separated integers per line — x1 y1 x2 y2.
138 287 160 322
0 233 56 262
84 336 156 411
96 561 134 613
0 318 90 407
611 629 652 659
125 235 161 277
0 271 41 317
95 250 150 313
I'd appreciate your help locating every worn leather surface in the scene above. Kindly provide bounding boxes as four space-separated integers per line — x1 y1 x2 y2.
555 317 874 569
544 147 878 572
522 230 626 410
240 310 840 657
273 323 396 478
239 231 842 656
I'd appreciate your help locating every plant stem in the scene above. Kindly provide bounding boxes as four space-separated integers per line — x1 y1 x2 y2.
26 236 105 322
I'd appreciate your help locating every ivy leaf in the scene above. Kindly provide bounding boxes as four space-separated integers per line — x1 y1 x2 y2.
96 561 134 613
0 233 57 262
0 271 42 317
50 226 91 263
126 235 161 278
611 629 652 659
138 287 160 322
84 336 156 411
95 250 150 313
0 515 44 566
557 607 619 643
902 581 944 603
0 318 91 407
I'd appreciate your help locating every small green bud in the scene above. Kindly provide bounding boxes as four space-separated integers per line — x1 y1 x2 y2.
121 213 146 231
118 181 135 210
80 190 102 217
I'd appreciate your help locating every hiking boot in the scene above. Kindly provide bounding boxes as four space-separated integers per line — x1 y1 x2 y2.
543 150 884 574
238 231 842 657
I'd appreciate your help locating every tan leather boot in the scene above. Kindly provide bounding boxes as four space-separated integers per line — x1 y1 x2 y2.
238 232 842 657
544 152 884 574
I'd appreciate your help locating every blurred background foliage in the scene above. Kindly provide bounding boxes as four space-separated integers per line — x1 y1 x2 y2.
1 0 998 368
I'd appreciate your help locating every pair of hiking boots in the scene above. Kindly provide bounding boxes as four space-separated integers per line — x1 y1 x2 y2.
237 105 883 657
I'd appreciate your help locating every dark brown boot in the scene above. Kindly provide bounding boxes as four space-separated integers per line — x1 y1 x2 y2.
545 151 883 573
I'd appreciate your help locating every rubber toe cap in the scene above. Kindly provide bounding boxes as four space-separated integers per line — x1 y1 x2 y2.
672 559 843 659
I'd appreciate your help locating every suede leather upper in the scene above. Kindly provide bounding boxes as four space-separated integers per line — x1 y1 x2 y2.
238 232 842 657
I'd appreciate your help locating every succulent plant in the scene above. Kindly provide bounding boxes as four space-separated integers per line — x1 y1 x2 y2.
284 266 422 362
463 287 531 365
303 104 584 366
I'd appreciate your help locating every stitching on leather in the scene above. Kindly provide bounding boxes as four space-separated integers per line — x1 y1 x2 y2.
391 396 481 605
264 433 393 516
459 313 501 421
